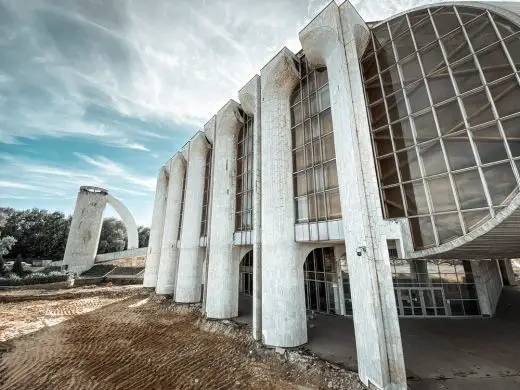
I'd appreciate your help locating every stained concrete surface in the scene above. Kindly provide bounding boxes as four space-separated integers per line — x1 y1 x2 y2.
237 287 520 389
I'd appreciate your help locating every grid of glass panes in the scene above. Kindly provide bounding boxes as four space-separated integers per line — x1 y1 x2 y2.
200 149 212 237
239 250 253 296
391 259 480 316
303 247 338 314
235 112 253 231
291 55 341 223
177 170 187 240
361 5 520 250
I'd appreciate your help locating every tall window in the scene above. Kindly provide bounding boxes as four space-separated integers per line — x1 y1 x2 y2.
291 55 341 223
239 250 253 296
200 149 212 237
177 170 186 240
235 112 254 231
304 247 338 314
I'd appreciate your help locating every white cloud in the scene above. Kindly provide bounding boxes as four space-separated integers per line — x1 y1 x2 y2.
0 180 40 191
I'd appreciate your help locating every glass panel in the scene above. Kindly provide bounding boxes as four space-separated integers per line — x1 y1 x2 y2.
322 133 336 161
374 25 391 47
314 166 325 192
420 140 447 176
420 42 446 75
483 162 517 206
313 140 322 164
320 108 333 135
452 57 481 93
409 10 430 29
316 68 328 88
410 216 436 248
442 28 471 64
306 170 314 193
489 78 520 119
374 128 393 156
463 90 495 127
397 148 421 181
381 66 401 96
412 18 436 48
326 189 342 219
308 194 317 222
384 186 405 217
443 133 476 170
389 16 408 40
401 55 422 85
472 124 508 164
292 124 304 148
291 103 302 125
465 15 498 52
463 209 491 231
387 91 408 121
457 6 484 23
305 144 313 168
493 14 519 39
394 30 416 60
324 161 339 190
310 93 318 116
434 213 462 244
370 101 388 129
428 175 457 212
453 169 488 209
294 172 307 197
477 43 514 83
366 81 383 105
404 181 429 215
414 110 438 142
296 197 309 223
293 147 305 171
427 71 455 105
436 99 464 135
502 116 520 157
392 119 415 150
407 80 430 113
377 43 397 72
316 193 326 221
432 8 460 37
312 116 320 139
319 84 331 110
302 98 309 121
291 86 301 105
379 155 399 186
504 35 520 68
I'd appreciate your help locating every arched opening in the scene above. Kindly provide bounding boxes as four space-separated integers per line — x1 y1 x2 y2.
237 249 253 317
303 247 341 315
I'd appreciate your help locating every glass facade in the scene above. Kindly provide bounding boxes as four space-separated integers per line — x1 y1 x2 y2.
235 111 253 231
177 170 187 240
291 55 341 224
362 5 520 250
200 149 212 237
303 248 339 314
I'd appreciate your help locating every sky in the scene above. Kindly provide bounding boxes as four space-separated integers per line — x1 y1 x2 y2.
0 0 460 226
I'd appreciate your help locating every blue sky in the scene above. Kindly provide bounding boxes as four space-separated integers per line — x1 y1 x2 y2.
0 0 439 226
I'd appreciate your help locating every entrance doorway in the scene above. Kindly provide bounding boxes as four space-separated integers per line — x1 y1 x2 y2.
395 287 447 317
304 247 340 315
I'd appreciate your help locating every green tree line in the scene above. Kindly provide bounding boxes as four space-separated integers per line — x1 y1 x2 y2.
0 208 150 260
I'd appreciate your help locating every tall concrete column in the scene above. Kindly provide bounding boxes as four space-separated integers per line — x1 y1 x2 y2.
239 75 262 341
143 167 169 287
260 48 307 347
205 100 241 318
499 259 518 286
156 153 186 295
63 187 108 274
300 3 406 389
175 132 210 303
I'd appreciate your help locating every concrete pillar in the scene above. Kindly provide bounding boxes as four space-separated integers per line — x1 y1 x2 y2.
205 100 241 318
333 245 347 316
471 260 493 316
175 132 210 303
260 48 307 347
156 153 186 295
143 167 169 287
239 75 262 341
300 3 406 389
499 259 518 286
63 187 108 274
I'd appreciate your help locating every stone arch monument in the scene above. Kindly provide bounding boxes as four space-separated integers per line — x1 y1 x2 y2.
62 186 139 274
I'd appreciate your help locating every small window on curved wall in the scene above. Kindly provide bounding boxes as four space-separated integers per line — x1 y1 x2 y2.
235 111 253 231
291 55 340 223
361 5 520 250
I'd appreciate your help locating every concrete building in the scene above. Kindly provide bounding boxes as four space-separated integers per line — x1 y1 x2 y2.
143 2 520 388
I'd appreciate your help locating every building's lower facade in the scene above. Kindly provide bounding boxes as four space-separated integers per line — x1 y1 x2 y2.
143 2 520 389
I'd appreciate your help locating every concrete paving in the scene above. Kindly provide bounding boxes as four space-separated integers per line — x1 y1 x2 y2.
237 286 520 389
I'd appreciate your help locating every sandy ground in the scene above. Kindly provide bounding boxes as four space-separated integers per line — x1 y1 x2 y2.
0 287 362 390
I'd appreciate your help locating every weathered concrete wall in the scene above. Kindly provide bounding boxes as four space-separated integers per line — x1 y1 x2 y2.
472 260 503 317
95 247 148 263
63 189 108 274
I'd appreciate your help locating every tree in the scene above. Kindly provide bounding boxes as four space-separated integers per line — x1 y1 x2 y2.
0 210 16 267
138 226 150 248
12 255 24 277
97 218 127 254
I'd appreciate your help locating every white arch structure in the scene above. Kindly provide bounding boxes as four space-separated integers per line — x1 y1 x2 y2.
62 186 139 274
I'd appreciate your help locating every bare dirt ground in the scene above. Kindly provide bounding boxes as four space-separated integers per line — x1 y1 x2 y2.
0 287 362 390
